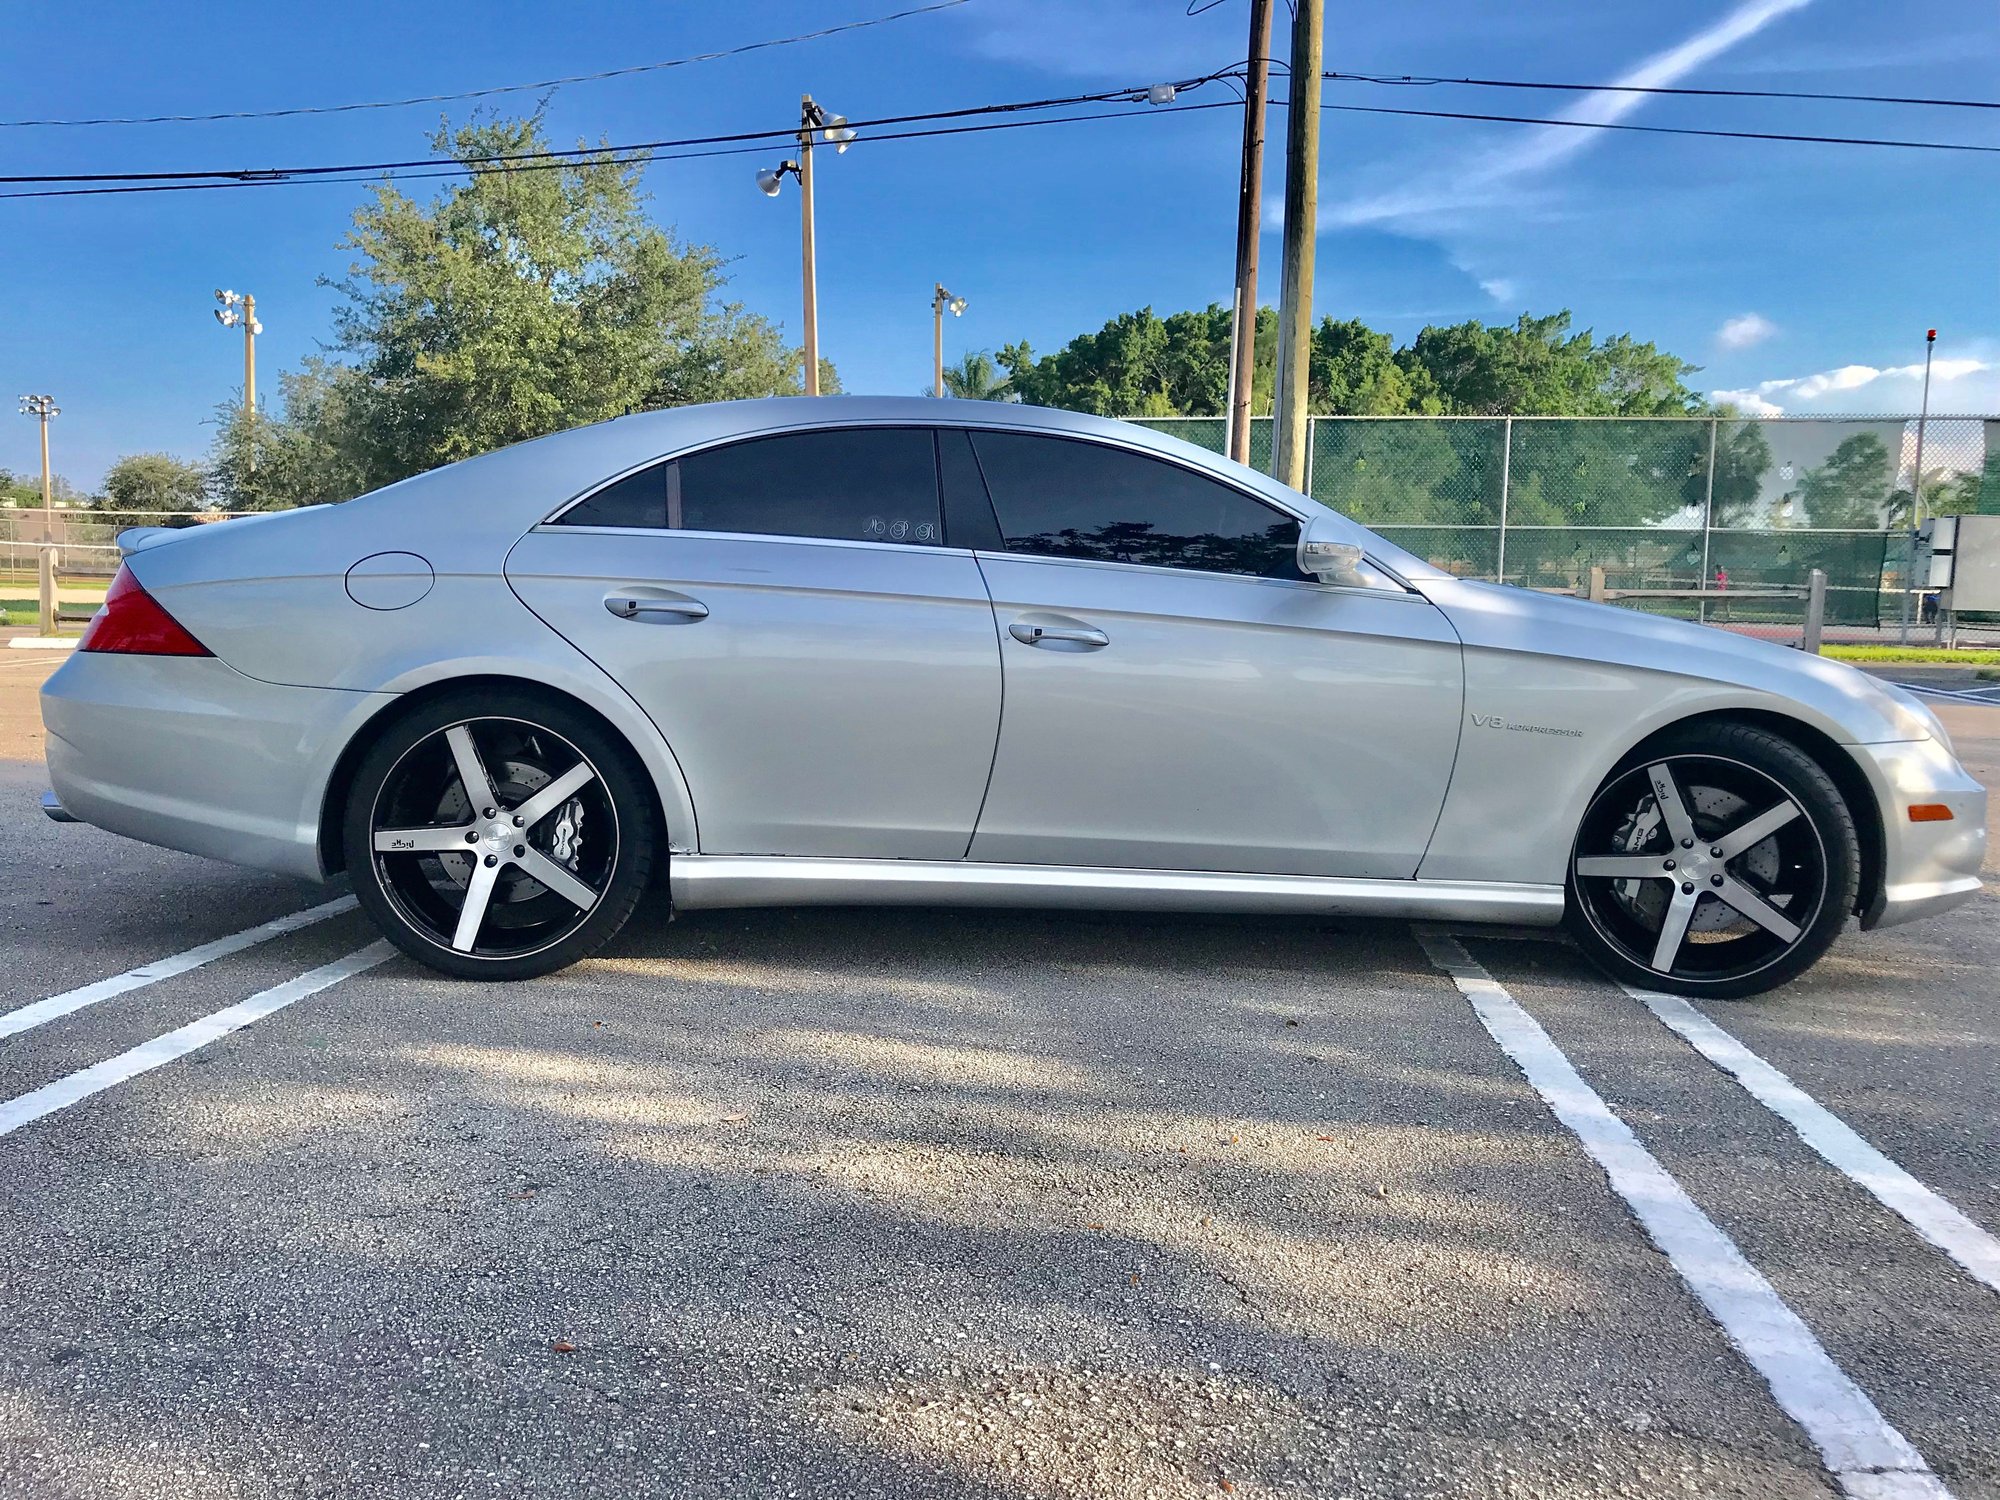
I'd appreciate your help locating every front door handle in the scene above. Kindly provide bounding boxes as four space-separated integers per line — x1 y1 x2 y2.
605 593 708 622
1008 620 1108 649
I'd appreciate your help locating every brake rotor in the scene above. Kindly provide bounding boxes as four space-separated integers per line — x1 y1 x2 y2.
1608 780 1785 940
427 759 551 898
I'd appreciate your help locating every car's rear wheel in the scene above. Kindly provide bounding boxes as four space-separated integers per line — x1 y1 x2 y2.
1564 723 1859 999
342 690 656 980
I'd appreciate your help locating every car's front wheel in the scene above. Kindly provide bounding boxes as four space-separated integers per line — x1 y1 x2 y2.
1565 722 1859 999
342 689 657 980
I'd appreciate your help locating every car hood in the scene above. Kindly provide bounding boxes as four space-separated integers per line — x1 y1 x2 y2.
1417 577 1943 747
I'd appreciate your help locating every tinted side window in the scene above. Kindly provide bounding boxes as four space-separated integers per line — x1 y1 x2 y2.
969 432 1302 579
676 428 942 546
557 465 667 529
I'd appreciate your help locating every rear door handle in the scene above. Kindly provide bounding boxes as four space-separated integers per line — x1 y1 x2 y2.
1008 620 1108 649
605 593 708 622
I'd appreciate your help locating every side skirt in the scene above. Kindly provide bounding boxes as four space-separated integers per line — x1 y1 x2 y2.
669 856 1564 925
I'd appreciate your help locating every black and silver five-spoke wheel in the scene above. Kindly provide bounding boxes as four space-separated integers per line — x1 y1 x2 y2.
1565 723 1859 999
344 690 656 979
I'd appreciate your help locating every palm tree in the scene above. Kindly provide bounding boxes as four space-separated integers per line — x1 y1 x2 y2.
932 350 1016 402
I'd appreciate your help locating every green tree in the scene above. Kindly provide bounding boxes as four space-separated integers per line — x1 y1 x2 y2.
208 360 378 512
998 305 1698 422
1308 318 1439 415
100 453 208 515
1399 312 1703 417
0 469 82 509
1801 433 1894 528
1944 450 2000 515
934 350 1015 401
998 305 1235 416
0 470 41 509
209 114 824 507
1704 421 1776 527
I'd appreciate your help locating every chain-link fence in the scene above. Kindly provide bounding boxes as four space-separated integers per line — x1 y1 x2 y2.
0 509 263 588
10 422 2000 641
1132 414 1999 641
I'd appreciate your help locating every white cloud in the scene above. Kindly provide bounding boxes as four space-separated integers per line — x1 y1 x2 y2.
1479 277 1518 305
1712 355 1999 414
1710 388 1786 416
1716 313 1777 349
1324 0 1815 230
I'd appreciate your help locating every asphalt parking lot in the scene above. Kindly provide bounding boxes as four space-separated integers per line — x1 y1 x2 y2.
0 649 1995 1500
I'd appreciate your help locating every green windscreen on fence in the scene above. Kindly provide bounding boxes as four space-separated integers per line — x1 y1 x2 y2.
1127 415 2000 623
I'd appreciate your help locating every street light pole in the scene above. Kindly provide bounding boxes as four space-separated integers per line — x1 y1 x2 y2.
932 284 967 397
17 394 58 544
1901 328 1938 643
798 96 820 397
243 293 257 409
759 98 852 397
213 289 264 410
1226 0 1275 467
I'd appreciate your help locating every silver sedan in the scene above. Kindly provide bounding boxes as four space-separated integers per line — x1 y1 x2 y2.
40 398 1987 996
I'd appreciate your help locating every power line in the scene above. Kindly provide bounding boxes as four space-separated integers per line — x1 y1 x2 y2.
0 101 1243 201
6 70 1995 204
1325 70 2000 112
0 1 972 129
0 79 1223 188
1311 98 2000 155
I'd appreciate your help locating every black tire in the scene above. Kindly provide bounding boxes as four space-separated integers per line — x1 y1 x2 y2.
1564 722 1859 999
342 687 657 980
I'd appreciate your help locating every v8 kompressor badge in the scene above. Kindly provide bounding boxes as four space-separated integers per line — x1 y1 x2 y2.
1469 712 1584 739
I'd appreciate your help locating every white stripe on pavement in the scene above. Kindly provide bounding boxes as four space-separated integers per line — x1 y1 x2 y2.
1417 931 1950 1500
0 897 357 1042
1625 984 2000 1300
0 941 392 1140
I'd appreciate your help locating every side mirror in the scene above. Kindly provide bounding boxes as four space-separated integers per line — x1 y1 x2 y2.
1296 519 1367 586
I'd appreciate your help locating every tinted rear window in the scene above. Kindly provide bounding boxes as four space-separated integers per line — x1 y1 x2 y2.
555 428 944 546
679 428 941 545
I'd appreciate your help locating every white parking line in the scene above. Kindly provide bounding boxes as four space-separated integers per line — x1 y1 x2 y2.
0 896 357 1042
0 941 391 1140
1417 932 1950 1500
1623 985 2000 1299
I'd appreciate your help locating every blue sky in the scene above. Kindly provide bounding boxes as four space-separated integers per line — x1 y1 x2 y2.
2 0 1996 488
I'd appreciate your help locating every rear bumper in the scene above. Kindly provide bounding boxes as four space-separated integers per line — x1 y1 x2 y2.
1852 736 1989 930
40 651 394 881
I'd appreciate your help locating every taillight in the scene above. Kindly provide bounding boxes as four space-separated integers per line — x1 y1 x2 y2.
78 565 212 657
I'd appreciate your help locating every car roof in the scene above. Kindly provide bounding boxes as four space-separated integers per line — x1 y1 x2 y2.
332 397 1445 580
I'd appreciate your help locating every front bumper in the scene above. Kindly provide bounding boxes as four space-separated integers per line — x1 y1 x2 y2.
1851 736 1989 929
41 651 394 881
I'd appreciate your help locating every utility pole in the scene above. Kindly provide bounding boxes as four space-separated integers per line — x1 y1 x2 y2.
17 394 58 544
1270 0 1323 491
758 98 852 397
1226 0 1276 467
932 283 967 397
798 96 820 396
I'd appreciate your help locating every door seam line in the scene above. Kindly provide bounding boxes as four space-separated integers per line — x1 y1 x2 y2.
959 550 1008 862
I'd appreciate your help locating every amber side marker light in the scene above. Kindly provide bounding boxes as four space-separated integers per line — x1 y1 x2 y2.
1907 804 1955 823
77 564 212 658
